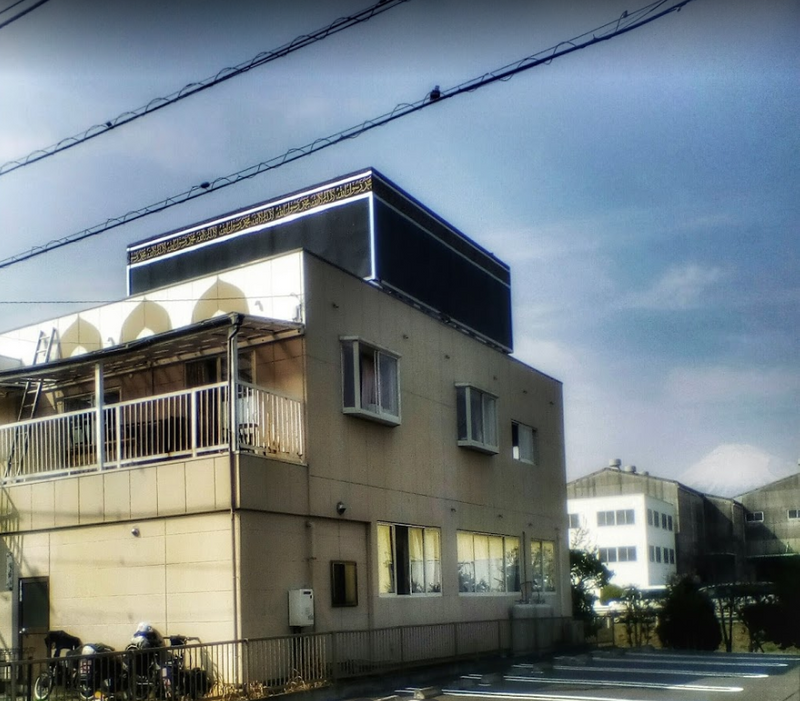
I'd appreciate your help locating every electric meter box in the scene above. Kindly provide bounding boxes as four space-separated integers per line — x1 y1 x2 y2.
288 589 314 627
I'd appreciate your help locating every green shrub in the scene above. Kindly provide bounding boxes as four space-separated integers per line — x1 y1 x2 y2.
657 575 721 650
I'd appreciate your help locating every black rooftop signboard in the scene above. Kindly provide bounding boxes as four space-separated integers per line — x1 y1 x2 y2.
126 169 513 352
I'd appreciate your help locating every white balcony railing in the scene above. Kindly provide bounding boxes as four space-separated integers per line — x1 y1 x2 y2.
1 382 304 483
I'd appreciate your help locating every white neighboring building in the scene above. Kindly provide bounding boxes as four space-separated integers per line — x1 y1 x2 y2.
567 493 677 590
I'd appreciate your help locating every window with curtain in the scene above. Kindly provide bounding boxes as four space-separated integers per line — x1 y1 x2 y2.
458 531 520 593
378 523 441 595
456 384 498 454
341 338 400 425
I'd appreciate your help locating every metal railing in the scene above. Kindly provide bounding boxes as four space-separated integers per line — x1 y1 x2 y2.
1 382 304 482
0 618 572 701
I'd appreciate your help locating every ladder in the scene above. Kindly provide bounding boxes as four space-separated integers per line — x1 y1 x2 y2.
5 329 58 478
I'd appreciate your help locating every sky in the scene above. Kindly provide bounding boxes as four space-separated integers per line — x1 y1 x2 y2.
0 0 798 481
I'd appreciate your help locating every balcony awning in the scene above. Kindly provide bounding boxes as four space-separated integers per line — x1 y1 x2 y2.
0 313 302 388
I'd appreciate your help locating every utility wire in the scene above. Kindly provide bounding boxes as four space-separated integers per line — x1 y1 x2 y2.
0 0 695 272
0 0 30 17
0 0 409 177
0 0 50 30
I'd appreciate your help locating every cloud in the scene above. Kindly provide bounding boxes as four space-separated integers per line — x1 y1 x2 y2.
666 365 800 404
621 262 725 311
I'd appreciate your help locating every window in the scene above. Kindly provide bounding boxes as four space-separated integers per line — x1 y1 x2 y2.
655 547 662 563
647 509 653 526
458 532 520 593
529 540 556 593
598 547 617 563
746 511 764 524
378 523 440 595
648 545 655 562
599 546 636 564
669 549 675 565
456 384 498 454
568 513 581 529
330 561 358 607
597 511 615 527
667 515 674 531
652 510 660 528
788 509 800 520
342 339 400 425
661 513 668 530
616 509 635 525
511 421 537 464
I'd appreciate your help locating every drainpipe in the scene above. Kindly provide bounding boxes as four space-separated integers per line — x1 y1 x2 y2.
227 314 243 641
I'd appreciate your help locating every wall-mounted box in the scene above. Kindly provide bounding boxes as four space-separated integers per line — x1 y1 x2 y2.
288 589 314 627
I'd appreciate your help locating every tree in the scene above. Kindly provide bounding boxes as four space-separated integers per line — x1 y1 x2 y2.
618 586 658 648
570 549 611 637
657 575 722 650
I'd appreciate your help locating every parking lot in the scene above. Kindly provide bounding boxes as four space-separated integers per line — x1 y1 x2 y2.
393 649 800 701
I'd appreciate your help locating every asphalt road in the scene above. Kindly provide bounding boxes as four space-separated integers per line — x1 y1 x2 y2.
391 649 800 701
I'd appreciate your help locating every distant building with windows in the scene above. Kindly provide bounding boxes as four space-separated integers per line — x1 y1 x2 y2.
567 493 677 590
568 461 746 585
739 473 800 580
0 169 571 659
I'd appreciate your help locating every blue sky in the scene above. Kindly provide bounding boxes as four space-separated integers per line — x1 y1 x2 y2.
0 0 798 479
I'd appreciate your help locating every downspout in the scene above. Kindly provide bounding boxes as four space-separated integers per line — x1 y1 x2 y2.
227 314 243 641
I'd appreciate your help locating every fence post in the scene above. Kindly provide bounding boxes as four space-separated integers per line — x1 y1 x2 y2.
330 632 338 683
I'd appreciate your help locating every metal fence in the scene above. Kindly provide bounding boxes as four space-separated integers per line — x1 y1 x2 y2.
0 617 572 701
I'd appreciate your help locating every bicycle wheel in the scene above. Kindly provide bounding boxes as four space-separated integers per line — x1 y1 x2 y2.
34 672 54 701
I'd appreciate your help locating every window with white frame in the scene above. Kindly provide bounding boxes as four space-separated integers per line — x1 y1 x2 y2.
616 509 635 525
597 510 616 527
568 513 581 529
511 421 537 464
377 523 441 595
599 546 637 564
341 338 400 425
530 539 556 593
457 531 520 593
789 509 800 521
745 511 764 524
456 384 498 454
667 515 674 531
648 545 655 562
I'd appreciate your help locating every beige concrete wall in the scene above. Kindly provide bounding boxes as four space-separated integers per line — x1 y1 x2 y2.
0 512 235 651
238 513 369 637
301 254 569 626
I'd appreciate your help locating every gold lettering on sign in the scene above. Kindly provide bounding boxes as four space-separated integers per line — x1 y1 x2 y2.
128 175 373 265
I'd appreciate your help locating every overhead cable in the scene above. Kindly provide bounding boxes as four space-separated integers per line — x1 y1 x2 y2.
0 0 51 30
0 0 409 177
0 0 695 272
0 0 30 17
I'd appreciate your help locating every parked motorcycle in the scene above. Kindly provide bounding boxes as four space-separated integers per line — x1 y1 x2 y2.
76 643 127 701
33 630 82 701
159 636 210 701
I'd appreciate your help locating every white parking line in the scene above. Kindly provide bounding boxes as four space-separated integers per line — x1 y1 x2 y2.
504 673 743 693
438 689 674 701
593 652 789 668
553 664 768 678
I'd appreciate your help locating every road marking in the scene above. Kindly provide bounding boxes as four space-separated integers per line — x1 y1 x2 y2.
504 673 743 693
553 664 767 678
438 689 671 701
593 652 789 668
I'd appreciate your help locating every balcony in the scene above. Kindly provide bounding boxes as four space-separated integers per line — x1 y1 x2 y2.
1 381 304 484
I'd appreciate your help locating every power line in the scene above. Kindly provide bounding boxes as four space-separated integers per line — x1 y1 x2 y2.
0 0 409 178
0 0 695 273
0 0 30 17
0 0 50 30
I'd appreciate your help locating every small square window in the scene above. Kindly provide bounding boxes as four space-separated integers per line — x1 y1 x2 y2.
341 338 400 425
746 511 764 524
511 421 537 464
456 384 498 454
331 561 358 607
568 513 581 529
